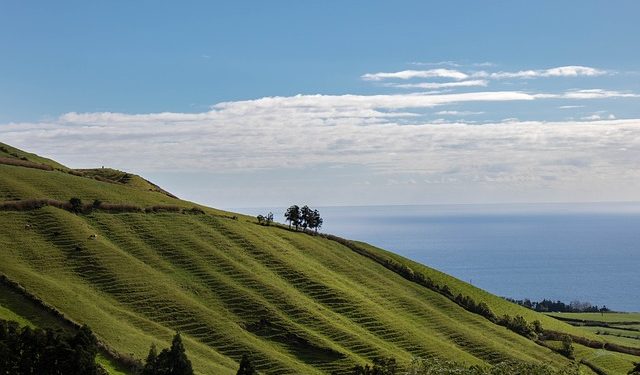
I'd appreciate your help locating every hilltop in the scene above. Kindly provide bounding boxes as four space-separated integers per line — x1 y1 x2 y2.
0 142 637 374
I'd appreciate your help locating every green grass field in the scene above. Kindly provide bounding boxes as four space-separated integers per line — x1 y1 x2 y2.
1 142 638 374
548 312 640 324
548 312 640 353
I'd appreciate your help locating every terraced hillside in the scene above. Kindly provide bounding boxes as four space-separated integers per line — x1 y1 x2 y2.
0 143 637 374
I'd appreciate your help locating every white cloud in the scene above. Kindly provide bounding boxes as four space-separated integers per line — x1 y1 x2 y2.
389 80 488 89
2 94 640 184
361 69 469 81
581 113 616 120
558 105 585 109
581 114 604 120
364 65 608 83
2 73 640 205
535 89 639 100
408 61 462 67
435 110 485 116
474 65 608 79
209 91 535 114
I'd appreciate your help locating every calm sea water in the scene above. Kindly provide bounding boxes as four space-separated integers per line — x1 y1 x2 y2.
236 203 640 312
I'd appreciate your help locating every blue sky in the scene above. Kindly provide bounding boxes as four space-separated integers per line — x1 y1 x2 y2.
1 1 640 207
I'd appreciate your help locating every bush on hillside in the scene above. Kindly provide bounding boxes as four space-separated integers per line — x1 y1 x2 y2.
404 357 582 375
0 156 53 171
353 357 398 375
144 205 182 213
236 354 257 375
560 335 575 359
69 197 83 213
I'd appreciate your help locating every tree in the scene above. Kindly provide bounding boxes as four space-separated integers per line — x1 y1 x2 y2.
301 205 313 230
629 362 640 375
0 319 100 375
69 197 83 213
92 199 102 209
312 209 323 233
142 343 159 375
236 354 257 375
70 325 99 375
560 335 574 359
257 212 274 226
152 332 193 375
284 205 301 230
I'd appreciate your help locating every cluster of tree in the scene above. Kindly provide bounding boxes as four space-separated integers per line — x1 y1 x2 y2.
141 336 262 375
505 298 610 313
406 358 582 375
352 357 397 375
0 319 100 375
497 315 543 340
355 357 583 375
256 212 274 226
284 205 323 232
141 333 193 375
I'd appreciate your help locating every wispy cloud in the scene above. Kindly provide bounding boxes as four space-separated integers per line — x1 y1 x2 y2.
581 112 616 120
361 69 469 81
408 61 462 67
363 65 609 84
389 80 488 89
473 65 608 79
558 105 585 109
435 110 485 116
535 89 639 100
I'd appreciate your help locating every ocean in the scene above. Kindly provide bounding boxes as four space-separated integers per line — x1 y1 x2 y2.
236 203 640 312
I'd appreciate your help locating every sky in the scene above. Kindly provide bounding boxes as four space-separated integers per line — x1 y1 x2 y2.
1 1 640 208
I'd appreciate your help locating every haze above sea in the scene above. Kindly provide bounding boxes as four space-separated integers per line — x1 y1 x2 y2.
236 202 640 312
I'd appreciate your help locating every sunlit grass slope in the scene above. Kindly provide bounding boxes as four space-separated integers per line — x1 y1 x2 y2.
0 145 636 374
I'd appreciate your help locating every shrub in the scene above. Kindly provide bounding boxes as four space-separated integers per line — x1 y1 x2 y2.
144 205 181 213
236 354 257 375
69 197 83 213
183 207 205 215
0 157 53 171
560 335 574 359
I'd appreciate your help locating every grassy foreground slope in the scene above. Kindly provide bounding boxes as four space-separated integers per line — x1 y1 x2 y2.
0 145 636 374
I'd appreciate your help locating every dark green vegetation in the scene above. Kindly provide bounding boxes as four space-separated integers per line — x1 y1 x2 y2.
235 355 256 375
0 142 638 374
400 357 584 375
548 313 640 351
0 318 100 375
507 298 610 313
354 356 586 375
284 204 323 232
142 333 193 375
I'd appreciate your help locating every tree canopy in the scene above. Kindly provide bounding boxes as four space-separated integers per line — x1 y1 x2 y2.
285 205 323 232
142 332 193 375
0 319 100 375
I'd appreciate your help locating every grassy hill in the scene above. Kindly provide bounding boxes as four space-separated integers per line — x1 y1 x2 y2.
0 143 637 374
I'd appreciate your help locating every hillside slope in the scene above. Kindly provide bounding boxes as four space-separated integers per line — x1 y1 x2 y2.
0 144 636 374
